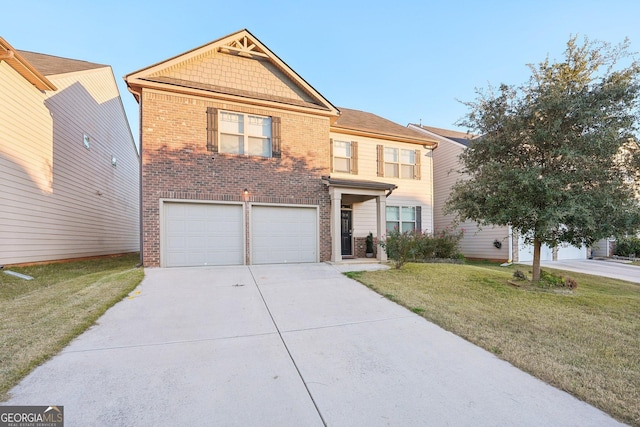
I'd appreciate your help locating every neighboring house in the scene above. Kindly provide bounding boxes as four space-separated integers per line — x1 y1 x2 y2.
0 38 139 265
409 124 587 262
125 29 438 267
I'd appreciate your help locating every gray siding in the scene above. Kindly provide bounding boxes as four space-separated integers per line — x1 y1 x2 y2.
0 63 139 265
432 136 510 260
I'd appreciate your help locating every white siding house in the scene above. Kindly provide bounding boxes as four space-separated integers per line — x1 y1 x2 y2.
328 108 438 259
0 38 139 265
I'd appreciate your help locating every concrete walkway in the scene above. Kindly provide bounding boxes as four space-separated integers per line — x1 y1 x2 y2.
5 263 625 426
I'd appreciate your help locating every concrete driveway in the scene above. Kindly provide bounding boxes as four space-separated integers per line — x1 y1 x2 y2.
5 263 624 426
533 259 639 284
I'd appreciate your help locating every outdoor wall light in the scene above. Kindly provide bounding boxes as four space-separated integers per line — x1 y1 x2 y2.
243 189 249 195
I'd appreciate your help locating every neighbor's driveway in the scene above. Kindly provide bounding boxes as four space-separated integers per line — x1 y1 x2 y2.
6 263 623 426
535 259 640 284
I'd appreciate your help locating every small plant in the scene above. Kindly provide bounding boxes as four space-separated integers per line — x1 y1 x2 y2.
565 277 578 290
513 270 527 280
538 270 565 288
365 232 375 256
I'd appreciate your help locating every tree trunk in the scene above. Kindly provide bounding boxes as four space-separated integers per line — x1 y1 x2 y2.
532 237 542 282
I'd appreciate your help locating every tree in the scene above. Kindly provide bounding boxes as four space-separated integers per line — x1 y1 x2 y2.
446 36 640 281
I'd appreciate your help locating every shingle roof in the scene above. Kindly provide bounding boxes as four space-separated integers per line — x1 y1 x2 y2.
17 50 106 76
334 108 436 144
414 125 474 147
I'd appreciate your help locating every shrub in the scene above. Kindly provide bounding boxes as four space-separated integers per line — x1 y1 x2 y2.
565 277 578 290
513 270 527 280
539 270 565 288
380 227 464 268
614 236 640 258
379 228 418 269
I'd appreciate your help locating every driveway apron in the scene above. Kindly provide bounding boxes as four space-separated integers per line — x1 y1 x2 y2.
5 264 624 426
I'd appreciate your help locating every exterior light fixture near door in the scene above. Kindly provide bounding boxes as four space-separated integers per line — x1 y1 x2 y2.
243 188 249 201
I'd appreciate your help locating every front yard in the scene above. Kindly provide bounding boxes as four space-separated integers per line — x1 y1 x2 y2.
0 254 144 400
349 262 640 426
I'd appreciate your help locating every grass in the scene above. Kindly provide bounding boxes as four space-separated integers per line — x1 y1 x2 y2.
352 262 640 426
0 254 144 400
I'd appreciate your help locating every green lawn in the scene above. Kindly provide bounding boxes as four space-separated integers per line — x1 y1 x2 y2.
349 262 640 426
0 254 144 400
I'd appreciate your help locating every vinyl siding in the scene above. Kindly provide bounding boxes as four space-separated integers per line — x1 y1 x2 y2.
433 138 510 260
0 63 139 265
330 131 433 238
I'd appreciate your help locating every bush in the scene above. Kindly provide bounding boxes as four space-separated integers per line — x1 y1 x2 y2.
565 277 578 290
614 236 640 258
539 270 565 288
513 270 527 280
380 227 464 269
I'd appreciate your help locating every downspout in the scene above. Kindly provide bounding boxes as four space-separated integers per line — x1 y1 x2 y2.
429 146 435 233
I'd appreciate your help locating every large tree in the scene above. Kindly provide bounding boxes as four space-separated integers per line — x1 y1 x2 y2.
447 36 640 281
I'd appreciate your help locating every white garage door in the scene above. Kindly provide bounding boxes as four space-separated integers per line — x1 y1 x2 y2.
518 236 587 262
164 202 244 267
251 205 317 264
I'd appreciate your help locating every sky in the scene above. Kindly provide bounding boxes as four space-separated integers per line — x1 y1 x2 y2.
3 0 640 149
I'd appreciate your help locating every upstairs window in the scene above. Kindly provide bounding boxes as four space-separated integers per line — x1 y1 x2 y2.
331 139 358 174
207 108 281 158
378 145 421 179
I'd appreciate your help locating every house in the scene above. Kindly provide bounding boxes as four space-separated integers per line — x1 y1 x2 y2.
125 29 438 267
409 124 587 262
0 38 139 266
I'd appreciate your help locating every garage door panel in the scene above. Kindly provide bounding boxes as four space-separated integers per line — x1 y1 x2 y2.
252 206 317 264
164 203 244 267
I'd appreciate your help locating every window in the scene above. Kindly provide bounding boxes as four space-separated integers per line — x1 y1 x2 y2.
83 133 90 149
207 108 281 158
332 139 358 174
219 111 271 157
386 206 421 233
378 146 421 179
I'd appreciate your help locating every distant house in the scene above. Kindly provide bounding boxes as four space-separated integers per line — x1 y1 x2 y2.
125 29 438 267
0 37 139 265
409 124 587 262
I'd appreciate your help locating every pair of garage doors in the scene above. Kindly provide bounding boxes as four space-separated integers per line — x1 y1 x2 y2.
163 202 318 267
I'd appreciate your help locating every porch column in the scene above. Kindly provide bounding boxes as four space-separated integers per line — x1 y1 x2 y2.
330 188 342 262
376 195 387 262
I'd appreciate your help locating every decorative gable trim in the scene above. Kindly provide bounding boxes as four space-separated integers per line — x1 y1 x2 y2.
125 29 339 118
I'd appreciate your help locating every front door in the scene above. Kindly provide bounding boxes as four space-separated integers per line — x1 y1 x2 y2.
341 209 353 256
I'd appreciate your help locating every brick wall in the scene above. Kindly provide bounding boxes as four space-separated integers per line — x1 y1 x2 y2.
140 90 331 266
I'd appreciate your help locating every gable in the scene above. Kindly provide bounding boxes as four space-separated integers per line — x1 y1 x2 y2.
126 29 338 116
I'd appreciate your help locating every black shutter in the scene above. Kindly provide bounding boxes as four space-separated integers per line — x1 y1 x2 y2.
206 107 218 153
272 116 281 158
415 206 422 232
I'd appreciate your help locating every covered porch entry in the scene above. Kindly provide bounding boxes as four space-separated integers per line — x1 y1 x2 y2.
323 177 397 263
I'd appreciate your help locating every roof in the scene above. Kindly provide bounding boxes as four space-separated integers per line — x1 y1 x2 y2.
0 37 56 90
17 50 106 76
411 124 474 147
322 176 397 191
333 108 438 147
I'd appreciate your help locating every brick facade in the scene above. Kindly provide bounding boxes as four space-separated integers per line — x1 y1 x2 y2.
140 90 332 267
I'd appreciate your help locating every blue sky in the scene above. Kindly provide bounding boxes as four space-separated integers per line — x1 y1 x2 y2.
4 0 640 148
